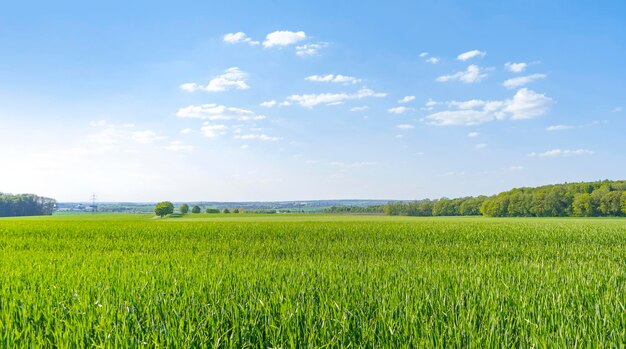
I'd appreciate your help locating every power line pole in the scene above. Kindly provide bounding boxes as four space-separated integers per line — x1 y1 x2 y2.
91 193 97 214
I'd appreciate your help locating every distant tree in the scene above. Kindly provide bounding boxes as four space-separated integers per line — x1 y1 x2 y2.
205 208 220 213
223 208 230 214
233 208 240 213
154 201 174 217
599 191 623 216
191 205 201 214
621 192 626 215
179 204 189 214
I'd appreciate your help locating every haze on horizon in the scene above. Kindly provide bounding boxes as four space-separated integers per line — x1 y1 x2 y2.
1 1 624 202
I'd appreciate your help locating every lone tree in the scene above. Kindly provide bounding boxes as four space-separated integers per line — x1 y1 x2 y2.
154 201 174 217
223 208 230 214
191 205 201 214
179 203 189 214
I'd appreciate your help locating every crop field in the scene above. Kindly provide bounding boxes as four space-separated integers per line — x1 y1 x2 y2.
1 214 626 347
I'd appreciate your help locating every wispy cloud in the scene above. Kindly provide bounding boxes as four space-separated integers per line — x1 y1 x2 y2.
180 67 249 92
545 124 574 131
425 88 552 126
296 42 327 56
504 62 527 73
388 106 411 114
396 124 415 129
305 74 361 84
200 124 228 138
503 73 546 89
398 96 415 103
419 52 440 64
235 134 282 141
177 104 265 121
457 49 486 61
285 88 387 108
468 131 480 138
165 141 194 152
350 106 369 112
436 65 490 83
223 32 260 45
528 149 593 157
260 100 277 108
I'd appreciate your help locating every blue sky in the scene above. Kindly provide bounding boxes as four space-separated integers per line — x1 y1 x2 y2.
1 0 625 202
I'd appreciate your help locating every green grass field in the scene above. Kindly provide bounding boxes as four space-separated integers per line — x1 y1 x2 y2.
1 214 626 347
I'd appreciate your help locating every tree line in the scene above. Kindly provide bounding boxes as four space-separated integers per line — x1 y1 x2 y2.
0 193 56 217
382 180 626 217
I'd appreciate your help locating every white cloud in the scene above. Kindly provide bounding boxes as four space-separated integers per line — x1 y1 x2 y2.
176 104 265 121
223 32 260 45
388 106 411 114
475 143 488 149
296 43 326 57
350 106 369 112
179 83 199 92
260 100 277 108
396 124 414 129
87 121 169 151
305 74 361 84
235 134 282 141
166 141 194 152
263 30 306 48
528 149 593 157
423 99 438 111
200 124 228 138
546 125 574 131
502 73 546 89
448 99 488 109
285 87 387 108
509 166 525 171
503 88 552 120
180 128 192 134
327 161 378 169
468 131 480 138
180 67 250 92
425 88 552 126
436 65 489 83
504 62 528 73
132 130 167 144
419 52 440 64
398 96 415 103
612 106 623 113
457 50 486 61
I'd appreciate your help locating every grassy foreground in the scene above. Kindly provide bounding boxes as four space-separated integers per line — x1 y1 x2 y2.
1 214 626 347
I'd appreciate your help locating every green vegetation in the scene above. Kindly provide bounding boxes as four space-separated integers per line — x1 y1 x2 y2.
179 203 189 214
383 180 626 217
0 193 56 217
1 214 626 347
191 205 201 214
153 201 174 217
205 208 220 213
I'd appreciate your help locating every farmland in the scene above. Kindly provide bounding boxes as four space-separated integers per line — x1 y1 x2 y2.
1 214 626 347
